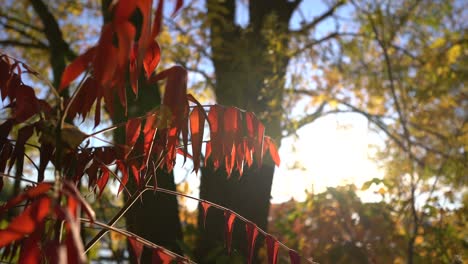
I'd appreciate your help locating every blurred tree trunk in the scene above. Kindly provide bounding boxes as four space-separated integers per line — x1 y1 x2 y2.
195 0 297 261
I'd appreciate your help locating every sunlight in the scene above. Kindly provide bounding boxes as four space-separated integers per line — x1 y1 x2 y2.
271 113 384 203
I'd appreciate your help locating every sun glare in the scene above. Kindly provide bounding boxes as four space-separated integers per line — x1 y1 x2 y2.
271 113 384 203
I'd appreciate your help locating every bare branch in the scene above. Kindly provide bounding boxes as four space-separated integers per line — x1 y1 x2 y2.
290 0 346 35
0 40 47 49
290 32 339 57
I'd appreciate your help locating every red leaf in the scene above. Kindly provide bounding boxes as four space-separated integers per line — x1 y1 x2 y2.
60 47 95 90
17 224 42 264
117 161 129 195
200 201 211 228
97 166 110 197
224 210 236 255
93 24 118 87
129 237 144 264
264 136 280 166
206 105 224 166
0 197 51 248
0 182 51 214
266 235 279 264
289 250 301 264
143 113 158 161
245 222 259 264
171 0 184 17
150 66 188 129
152 0 164 38
152 248 173 264
126 118 142 156
143 41 161 78
14 85 39 122
189 106 205 174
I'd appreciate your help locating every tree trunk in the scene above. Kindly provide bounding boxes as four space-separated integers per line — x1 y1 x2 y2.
195 0 297 261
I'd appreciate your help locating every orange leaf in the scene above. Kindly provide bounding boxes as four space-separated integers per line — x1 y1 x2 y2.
224 210 236 255
0 197 51 248
200 201 211 228
60 47 95 90
143 41 161 78
0 182 51 214
264 136 280 166
206 105 223 166
189 106 205 174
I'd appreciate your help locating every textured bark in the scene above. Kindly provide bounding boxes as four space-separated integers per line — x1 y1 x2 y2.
195 0 297 261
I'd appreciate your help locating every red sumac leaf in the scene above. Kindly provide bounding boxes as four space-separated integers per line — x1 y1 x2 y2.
289 249 301 264
264 136 280 166
200 201 211 229
60 47 95 91
117 161 129 195
224 210 236 255
17 224 42 264
15 85 39 122
129 237 144 264
97 166 110 197
0 197 51 248
0 119 14 139
245 222 259 264
0 182 51 214
152 0 164 38
189 105 205 174
143 41 161 78
152 248 173 264
266 235 279 264
206 105 223 166
126 118 142 156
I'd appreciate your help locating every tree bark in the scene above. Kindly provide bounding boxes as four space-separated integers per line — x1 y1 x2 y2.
195 0 297 261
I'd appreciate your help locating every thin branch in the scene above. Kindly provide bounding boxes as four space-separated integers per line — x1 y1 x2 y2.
147 185 318 264
0 40 47 49
290 0 346 35
290 32 339 57
0 11 43 32
80 218 192 262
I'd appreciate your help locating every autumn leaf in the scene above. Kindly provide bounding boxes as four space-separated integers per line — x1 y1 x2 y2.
200 201 211 228
264 136 280 166
289 249 301 264
152 248 173 264
266 235 279 264
245 222 259 264
129 237 144 264
190 105 205 174
60 47 95 91
126 118 142 156
0 197 51 248
143 41 161 78
224 210 236 255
